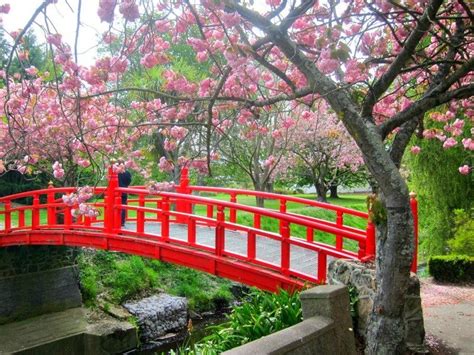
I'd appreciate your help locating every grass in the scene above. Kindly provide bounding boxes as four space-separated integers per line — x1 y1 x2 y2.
78 250 233 311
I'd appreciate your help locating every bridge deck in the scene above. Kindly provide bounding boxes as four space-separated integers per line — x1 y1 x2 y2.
121 221 334 278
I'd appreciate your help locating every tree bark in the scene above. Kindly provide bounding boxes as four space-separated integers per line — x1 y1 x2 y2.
255 196 265 208
329 184 339 199
366 193 414 354
314 182 327 202
253 181 265 208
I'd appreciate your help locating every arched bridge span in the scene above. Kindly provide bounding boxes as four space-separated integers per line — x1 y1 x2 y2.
0 168 418 292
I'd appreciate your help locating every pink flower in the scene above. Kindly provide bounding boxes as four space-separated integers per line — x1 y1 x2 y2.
53 169 64 179
140 53 159 68
119 0 139 22
462 138 474 151
158 157 174 172
410 146 421 155
442 137 457 149
25 66 38 76
458 165 470 175
46 34 62 47
98 0 116 23
0 4 10 14
170 126 188 140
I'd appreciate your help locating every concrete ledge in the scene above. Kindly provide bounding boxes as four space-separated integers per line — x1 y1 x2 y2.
223 317 335 355
0 307 138 354
300 284 347 299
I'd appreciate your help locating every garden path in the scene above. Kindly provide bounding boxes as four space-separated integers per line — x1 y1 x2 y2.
421 278 474 354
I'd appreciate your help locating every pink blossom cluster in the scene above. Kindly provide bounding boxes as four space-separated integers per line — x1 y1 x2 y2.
147 181 176 194
53 161 65 179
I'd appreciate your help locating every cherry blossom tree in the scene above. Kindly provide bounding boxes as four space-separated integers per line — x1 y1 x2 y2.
216 106 295 206
276 102 364 202
1 1 473 353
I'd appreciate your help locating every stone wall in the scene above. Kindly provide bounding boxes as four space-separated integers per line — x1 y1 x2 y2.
327 259 425 352
223 285 356 355
0 246 78 278
0 246 81 324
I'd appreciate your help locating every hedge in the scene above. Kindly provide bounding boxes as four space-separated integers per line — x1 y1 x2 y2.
428 255 474 283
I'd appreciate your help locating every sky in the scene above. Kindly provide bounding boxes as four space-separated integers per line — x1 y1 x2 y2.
2 0 107 66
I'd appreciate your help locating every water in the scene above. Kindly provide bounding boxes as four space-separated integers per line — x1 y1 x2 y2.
124 314 228 355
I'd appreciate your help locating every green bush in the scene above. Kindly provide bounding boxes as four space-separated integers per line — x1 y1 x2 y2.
448 209 474 256
181 289 303 354
428 255 474 283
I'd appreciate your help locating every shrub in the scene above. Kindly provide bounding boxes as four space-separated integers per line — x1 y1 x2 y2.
448 209 474 256
182 289 303 354
428 255 474 283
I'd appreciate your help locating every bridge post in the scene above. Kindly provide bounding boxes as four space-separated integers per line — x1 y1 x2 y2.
47 181 56 225
137 194 145 233
365 222 375 259
279 199 287 235
105 165 118 233
32 193 40 229
161 196 170 240
281 220 290 276
4 200 11 232
216 205 225 257
176 167 190 223
410 192 418 273
336 211 343 250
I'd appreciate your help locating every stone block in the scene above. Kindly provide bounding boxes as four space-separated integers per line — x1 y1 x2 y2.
328 259 426 352
123 294 188 342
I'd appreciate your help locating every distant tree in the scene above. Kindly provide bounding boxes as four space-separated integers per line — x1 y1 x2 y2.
276 104 364 202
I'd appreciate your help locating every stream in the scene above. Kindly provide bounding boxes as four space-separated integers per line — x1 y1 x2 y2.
125 313 228 354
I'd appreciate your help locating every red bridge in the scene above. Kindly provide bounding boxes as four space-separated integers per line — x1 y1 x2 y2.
0 168 418 292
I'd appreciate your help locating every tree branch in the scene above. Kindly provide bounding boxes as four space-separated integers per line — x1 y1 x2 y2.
361 0 444 117
380 84 474 138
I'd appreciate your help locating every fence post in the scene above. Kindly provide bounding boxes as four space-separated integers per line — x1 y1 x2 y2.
176 166 190 223
47 181 56 225
105 165 118 233
410 192 418 273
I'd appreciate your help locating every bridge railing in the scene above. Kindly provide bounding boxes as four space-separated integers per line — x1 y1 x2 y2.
115 187 362 283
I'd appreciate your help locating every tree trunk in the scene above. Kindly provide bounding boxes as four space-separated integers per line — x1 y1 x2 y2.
366 193 414 354
329 184 339 198
314 182 327 202
255 196 265 208
253 181 265 208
